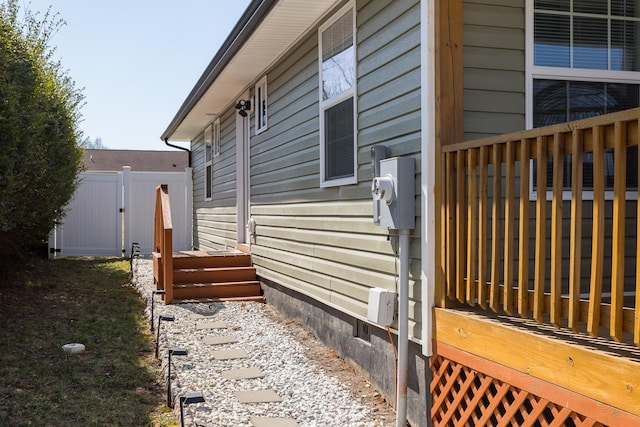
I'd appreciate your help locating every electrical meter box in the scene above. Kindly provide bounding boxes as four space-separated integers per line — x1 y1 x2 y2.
371 157 415 230
367 288 396 326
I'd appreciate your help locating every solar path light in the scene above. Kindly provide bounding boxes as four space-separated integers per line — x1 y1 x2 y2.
129 242 140 280
155 314 175 358
167 348 188 408
180 391 205 427
150 289 166 331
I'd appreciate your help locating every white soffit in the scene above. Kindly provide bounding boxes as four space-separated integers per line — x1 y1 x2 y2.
170 0 339 141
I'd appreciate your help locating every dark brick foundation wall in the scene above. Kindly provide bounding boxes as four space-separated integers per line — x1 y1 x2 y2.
260 278 430 427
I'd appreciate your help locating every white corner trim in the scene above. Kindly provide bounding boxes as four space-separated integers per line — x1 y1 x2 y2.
420 0 436 358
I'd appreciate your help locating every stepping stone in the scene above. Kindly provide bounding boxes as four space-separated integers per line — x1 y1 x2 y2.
190 313 214 319
196 320 227 330
235 389 282 403
211 348 248 360
251 417 300 427
222 366 265 380
203 335 237 345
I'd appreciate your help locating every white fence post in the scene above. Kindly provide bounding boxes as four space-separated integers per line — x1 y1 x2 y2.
117 172 124 256
48 225 58 260
122 166 131 257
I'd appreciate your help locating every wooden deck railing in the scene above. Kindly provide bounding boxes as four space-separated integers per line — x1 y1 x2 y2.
154 184 173 303
441 108 640 347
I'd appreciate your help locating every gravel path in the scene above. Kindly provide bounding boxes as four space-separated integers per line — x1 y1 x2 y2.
133 258 396 427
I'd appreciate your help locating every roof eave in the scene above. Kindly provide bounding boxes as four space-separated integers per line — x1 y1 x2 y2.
160 0 277 142
161 0 341 143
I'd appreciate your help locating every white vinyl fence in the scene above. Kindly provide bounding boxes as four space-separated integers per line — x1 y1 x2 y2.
49 166 192 258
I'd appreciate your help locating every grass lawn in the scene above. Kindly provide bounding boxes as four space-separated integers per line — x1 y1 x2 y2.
0 256 177 426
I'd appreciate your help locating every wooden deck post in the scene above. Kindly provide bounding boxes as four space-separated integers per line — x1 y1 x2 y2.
435 0 463 308
154 184 174 304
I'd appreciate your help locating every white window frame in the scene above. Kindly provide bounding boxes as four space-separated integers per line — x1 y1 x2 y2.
204 123 213 201
255 76 268 134
213 118 221 158
525 0 640 201
319 1 357 188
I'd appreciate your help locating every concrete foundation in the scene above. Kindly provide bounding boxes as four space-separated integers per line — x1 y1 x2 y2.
261 278 430 427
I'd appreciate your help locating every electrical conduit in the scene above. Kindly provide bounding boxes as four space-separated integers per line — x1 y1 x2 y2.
396 228 410 427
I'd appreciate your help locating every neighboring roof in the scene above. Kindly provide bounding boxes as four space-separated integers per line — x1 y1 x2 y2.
161 0 340 142
82 149 189 172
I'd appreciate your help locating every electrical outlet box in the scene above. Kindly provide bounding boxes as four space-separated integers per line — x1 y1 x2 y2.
367 288 396 326
373 157 415 230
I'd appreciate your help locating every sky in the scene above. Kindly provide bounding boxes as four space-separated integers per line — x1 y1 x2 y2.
22 0 252 151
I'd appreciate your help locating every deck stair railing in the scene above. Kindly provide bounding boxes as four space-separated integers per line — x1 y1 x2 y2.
154 184 174 303
441 108 640 347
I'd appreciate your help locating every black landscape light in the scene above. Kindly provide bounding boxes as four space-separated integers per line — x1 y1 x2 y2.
167 348 188 408
129 242 140 280
155 314 175 358
150 290 166 331
180 391 205 427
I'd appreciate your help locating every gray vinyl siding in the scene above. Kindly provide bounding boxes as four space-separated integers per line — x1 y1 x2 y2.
248 0 424 339
463 0 526 141
250 32 319 203
191 109 238 250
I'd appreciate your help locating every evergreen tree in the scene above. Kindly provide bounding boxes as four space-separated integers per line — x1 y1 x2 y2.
0 0 84 259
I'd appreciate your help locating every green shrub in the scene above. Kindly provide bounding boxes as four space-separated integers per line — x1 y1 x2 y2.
0 0 84 258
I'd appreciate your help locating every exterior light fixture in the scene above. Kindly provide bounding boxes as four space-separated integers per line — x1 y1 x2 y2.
150 290 166 331
167 348 188 408
235 99 251 117
180 391 205 427
155 314 175 358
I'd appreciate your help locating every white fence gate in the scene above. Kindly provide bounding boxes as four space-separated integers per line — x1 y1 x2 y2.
49 166 192 258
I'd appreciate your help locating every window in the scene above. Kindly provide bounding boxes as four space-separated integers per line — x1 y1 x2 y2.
204 124 213 200
255 76 268 134
529 0 640 194
533 0 640 72
319 3 357 187
532 80 639 190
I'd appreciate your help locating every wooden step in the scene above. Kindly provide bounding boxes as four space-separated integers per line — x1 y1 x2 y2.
154 250 252 269
173 266 257 284
173 281 262 300
153 249 261 304
173 295 265 304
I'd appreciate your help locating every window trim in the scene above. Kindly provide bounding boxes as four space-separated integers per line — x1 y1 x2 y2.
525 0 640 201
318 1 357 188
213 118 221 158
255 76 268 134
204 123 213 201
